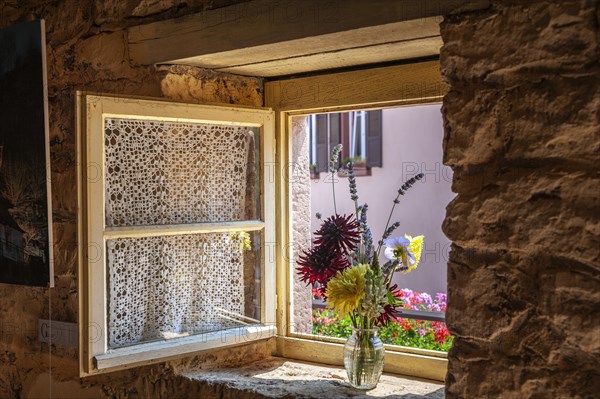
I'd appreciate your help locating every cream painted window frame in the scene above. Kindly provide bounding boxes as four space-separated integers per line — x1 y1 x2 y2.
77 94 276 376
266 60 450 382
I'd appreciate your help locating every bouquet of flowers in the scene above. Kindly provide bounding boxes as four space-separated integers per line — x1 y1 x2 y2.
296 144 425 388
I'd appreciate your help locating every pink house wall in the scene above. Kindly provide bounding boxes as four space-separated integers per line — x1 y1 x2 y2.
310 104 454 295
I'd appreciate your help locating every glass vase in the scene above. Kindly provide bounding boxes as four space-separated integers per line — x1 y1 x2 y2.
343 326 385 389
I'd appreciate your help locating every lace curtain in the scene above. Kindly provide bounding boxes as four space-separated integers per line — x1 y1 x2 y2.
104 118 254 348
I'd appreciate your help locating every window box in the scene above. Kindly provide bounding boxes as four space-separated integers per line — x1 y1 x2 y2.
337 163 372 177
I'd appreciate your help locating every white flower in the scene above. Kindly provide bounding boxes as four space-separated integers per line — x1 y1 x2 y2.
384 235 424 272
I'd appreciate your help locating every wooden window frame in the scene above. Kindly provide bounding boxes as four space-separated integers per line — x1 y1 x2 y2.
266 60 450 382
76 94 277 376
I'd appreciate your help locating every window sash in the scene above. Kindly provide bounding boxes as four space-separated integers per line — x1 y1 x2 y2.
103 220 265 239
78 93 276 375
96 325 276 371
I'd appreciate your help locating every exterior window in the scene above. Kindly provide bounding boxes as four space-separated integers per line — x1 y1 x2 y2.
265 60 449 382
349 111 366 161
297 104 453 353
78 94 275 375
309 110 382 174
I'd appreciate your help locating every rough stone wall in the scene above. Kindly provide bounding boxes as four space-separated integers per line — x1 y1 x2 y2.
2 0 598 397
290 116 312 334
440 1 600 398
0 1 271 398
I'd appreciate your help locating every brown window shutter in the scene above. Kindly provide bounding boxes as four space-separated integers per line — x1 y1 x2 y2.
329 113 341 169
329 113 341 146
340 113 350 161
366 110 382 168
315 114 329 173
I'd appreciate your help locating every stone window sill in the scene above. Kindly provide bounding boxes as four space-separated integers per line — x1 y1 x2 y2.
175 357 445 398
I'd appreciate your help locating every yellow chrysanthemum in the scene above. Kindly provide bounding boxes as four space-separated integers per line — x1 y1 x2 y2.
405 234 424 272
325 264 368 316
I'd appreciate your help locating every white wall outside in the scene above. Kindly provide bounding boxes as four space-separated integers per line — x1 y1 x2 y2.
310 104 454 295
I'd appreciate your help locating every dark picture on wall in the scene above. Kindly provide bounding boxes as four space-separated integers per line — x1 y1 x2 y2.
0 20 53 287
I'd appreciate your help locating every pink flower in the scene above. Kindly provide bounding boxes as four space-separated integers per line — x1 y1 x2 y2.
420 292 433 305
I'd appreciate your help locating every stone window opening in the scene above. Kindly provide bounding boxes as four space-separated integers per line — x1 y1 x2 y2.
75 61 451 391
1 1 595 398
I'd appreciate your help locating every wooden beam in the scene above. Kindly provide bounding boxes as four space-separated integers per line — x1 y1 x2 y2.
264 60 447 112
212 36 442 77
128 0 489 69
168 17 442 69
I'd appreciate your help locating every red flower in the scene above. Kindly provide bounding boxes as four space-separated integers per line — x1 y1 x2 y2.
296 245 348 287
374 284 404 325
313 214 360 255
398 318 413 331
312 286 324 300
296 214 360 288
375 305 396 325
433 324 451 343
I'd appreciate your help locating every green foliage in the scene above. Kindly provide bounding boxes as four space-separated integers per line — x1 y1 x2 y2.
342 156 366 166
312 309 453 352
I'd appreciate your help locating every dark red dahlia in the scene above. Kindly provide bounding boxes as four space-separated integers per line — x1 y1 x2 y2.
313 214 360 255
375 285 404 326
375 304 396 326
296 245 348 287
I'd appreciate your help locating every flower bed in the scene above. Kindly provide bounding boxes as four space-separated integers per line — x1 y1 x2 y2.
312 289 453 352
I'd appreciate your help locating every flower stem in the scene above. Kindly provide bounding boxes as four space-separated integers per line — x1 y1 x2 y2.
376 173 425 256
377 200 398 256
331 170 337 214
329 144 343 214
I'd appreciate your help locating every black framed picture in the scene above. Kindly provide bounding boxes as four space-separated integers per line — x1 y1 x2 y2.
0 20 53 287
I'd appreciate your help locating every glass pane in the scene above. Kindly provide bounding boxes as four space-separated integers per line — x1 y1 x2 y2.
104 118 261 226
290 105 454 352
106 231 261 349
